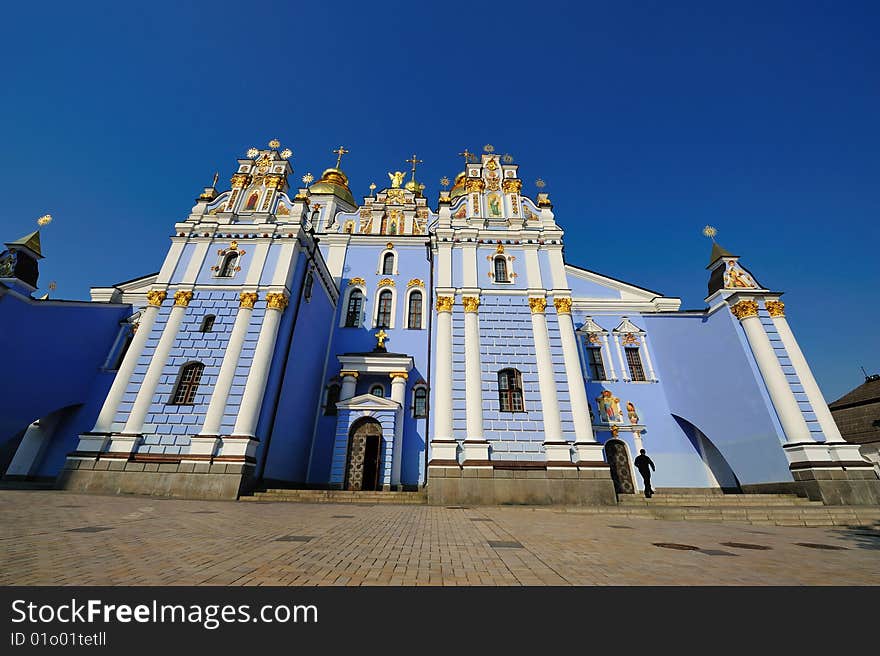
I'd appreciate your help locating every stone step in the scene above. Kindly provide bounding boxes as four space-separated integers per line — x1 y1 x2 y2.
241 489 428 504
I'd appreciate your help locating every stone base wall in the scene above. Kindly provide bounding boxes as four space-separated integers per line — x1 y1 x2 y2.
743 466 880 505
57 457 253 500
427 464 617 506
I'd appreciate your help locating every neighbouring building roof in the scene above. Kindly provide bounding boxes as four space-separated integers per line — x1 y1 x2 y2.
829 375 880 445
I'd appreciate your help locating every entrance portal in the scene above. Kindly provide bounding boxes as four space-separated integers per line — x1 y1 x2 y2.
604 439 635 495
345 418 383 491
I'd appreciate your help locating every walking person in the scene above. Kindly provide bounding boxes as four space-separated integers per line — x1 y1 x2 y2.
633 449 655 498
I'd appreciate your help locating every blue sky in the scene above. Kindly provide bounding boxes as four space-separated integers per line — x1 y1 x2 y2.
1 1 877 400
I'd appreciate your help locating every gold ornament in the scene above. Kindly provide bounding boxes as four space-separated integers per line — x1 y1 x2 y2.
703 225 718 239
529 297 547 314
37 214 53 226
389 371 408 380
766 300 785 317
349 277 366 286
239 292 259 309
281 148 292 159
436 295 454 312
266 292 290 311
407 278 424 287
378 278 395 287
247 148 259 158
535 178 546 189
174 290 194 307
375 330 389 348
502 178 522 193
268 139 281 149
386 242 394 249
339 370 359 379
554 297 573 314
146 290 167 307
302 172 314 185
462 296 480 313
440 176 450 188
496 243 505 254
230 173 250 188
610 425 620 438
729 299 759 320
465 179 485 193
230 240 239 250
483 144 495 153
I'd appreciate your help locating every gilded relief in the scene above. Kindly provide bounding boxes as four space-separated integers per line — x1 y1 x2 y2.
596 390 622 423
724 261 757 289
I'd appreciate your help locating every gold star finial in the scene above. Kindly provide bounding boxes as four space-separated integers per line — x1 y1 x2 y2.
375 329 389 348
502 153 513 164
703 225 718 241
268 139 281 149
332 145 349 168
483 144 495 153
440 176 450 189
281 148 292 159
535 178 546 190
302 173 314 185
247 147 259 158
37 214 53 226
369 182 377 194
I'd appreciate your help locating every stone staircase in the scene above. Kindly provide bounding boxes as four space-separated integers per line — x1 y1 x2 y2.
241 488 428 504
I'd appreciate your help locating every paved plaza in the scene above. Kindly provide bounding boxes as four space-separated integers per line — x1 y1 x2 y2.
1 491 878 586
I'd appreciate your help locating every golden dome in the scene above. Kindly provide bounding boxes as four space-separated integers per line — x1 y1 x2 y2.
308 167 356 207
449 171 467 200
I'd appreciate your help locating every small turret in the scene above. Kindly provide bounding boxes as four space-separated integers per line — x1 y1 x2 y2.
703 226 765 299
1 216 51 295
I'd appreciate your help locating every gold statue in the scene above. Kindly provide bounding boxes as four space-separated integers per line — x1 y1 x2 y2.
375 329 389 348
388 171 406 188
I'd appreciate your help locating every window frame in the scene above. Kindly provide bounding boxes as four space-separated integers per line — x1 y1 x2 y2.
343 287 365 328
374 287 395 329
497 368 525 413
625 346 647 382
169 362 205 406
216 251 238 278
406 288 424 330
370 384 385 398
412 385 428 418
586 345 606 381
199 315 216 333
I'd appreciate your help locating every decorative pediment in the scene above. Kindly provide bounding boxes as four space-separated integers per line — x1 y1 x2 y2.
578 316 606 333
335 393 401 411
613 317 644 334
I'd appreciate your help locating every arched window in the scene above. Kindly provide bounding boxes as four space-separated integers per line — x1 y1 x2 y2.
171 362 205 405
498 368 524 413
199 315 216 333
218 252 237 278
345 289 363 327
626 347 647 382
407 290 423 329
382 252 395 275
413 386 428 418
370 384 385 398
245 192 259 211
304 271 314 302
324 384 341 416
376 289 393 328
494 256 509 283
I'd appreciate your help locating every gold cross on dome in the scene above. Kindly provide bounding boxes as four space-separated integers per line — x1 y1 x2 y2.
458 149 474 164
375 330 389 348
332 145 349 168
406 154 422 180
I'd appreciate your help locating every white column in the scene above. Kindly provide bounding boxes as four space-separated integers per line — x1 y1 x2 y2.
767 301 844 443
640 334 657 381
7 412 63 476
339 371 358 401
530 297 568 463
231 293 289 437
554 298 596 443
430 295 457 462
191 293 257 458
462 295 489 461
390 372 408 487
114 291 192 452
601 333 617 380
731 300 812 443
89 291 164 436
547 247 567 290
613 333 629 381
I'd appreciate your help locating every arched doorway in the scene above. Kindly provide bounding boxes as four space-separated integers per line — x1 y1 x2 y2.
345 418 384 491
604 439 636 495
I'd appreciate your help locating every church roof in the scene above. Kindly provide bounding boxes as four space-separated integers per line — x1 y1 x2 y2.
5 230 43 258
708 241 735 266
829 375 880 445
309 167 356 207
830 375 880 410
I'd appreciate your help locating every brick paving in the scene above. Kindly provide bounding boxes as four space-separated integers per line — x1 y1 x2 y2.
1 491 878 586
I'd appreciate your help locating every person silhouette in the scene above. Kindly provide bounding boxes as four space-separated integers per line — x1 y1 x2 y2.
633 449 655 498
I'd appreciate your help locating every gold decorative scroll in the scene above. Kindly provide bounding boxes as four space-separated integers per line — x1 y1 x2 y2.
462 296 480 313
146 290 167 307
378 278 395 287
230 173 250 188
173 290 194 307
554 297 573 315
529 297 547 314
502 178 522 193
765 300 785 317
436 295 454 312
266 292 290 311
466 179 485 193
349 277 366 286
407 278 424 288
729 299 759 320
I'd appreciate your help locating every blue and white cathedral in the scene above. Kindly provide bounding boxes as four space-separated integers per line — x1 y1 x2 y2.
1 141 878 505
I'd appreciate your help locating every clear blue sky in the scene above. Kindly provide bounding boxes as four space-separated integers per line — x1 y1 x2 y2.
1 1 877 401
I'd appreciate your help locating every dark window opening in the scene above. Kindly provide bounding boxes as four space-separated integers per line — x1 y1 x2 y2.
345 289 363 327
626 347 647 381
494 256 509 283
376 290 392 328
586 345 606 380
218 252 237 277
413 387 427 418
498 368 524 413
407 291 423 329
200 315 216 332
382 252 395 275
171 362 205 405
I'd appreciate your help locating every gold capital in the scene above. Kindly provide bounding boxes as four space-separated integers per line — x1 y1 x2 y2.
266 292 290 311
730 299 759 320
340 370 359 379
502 178 522 193
389 371 409 381
146 290 167 307
554 297 573 315
766 300 785 318
173 290 194 307
436 295 454 312
239 292 259 309
230 173 250 188
529 297 547 314
462 296 480 313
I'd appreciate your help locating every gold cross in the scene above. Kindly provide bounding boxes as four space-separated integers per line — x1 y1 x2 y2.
375 330 388 348
406 154 422 182
458 149 474 165
332 145 349 168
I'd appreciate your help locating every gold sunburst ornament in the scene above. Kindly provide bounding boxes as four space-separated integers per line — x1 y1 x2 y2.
440 176 450 188
302 173 314 185
247 147 259 158
483 144 495 153
703 225 718 241
281 148 292 159
535 178 546 190
268 139 281 149
37 214 53 226
502 154 513 164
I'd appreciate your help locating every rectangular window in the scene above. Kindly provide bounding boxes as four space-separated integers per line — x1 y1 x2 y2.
626 347 647 381
586 346 606 380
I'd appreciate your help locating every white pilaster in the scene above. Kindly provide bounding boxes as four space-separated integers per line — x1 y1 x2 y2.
602 333 617 380
462 295 489 461
390 372 407 487
339 371 358 401
554 299 596 444
767 302 844 443
523 244 543 288
430 294 457 462
231 293 289 437
530 298 567 462
547 247 567 290
640 334 657 381
6 412 63 477
115 291 191 451
155 240 187 285
196 293 257 446
613 333 629 381
731 300 812 443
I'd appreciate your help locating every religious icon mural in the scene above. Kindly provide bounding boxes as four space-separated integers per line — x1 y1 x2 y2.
244 191 260 211
626 401 640 425
488 193 502 218
724 261 757 289
454 204 468 219
596 390 623 423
